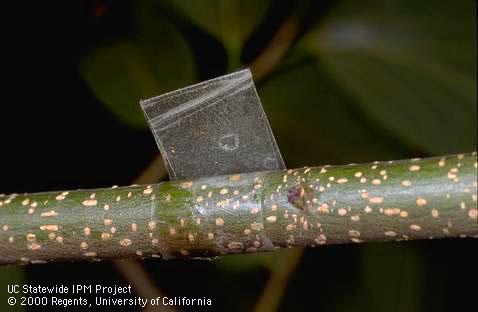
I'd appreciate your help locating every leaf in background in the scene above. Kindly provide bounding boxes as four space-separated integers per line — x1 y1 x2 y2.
164 0 271 68
80 3 196 129
0 267 25 312
301 0 477 155
215 252 277 273
215 246 303 312
216 247 304 274
333 244 424 312
258 58 409 168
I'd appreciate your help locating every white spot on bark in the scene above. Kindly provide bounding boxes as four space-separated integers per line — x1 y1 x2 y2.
82 199 97 207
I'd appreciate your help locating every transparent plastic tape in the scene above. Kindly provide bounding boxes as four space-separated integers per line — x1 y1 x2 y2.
140 69 285 180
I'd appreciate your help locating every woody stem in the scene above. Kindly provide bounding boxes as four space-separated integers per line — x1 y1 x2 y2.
0 152 476 265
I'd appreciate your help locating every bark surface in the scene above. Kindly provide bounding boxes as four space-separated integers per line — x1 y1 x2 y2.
1 153 476 265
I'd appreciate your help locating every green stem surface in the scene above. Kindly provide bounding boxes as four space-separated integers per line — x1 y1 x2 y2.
1 153 477 265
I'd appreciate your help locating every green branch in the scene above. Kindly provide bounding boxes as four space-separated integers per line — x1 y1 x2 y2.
1 153 476 265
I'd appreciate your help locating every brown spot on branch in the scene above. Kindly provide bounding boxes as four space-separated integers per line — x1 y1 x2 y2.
287 183 316 213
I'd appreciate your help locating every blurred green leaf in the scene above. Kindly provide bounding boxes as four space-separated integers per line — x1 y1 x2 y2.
333 244 424 312
164 0 271 68
0 267 25 312
258 58 408 167
215 251 277 272
301 0 476 155
80 4 196 129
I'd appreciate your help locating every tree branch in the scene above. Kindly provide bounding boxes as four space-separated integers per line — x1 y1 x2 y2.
1 153 476 265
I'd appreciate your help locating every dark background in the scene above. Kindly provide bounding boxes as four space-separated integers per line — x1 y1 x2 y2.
1 1 476 311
